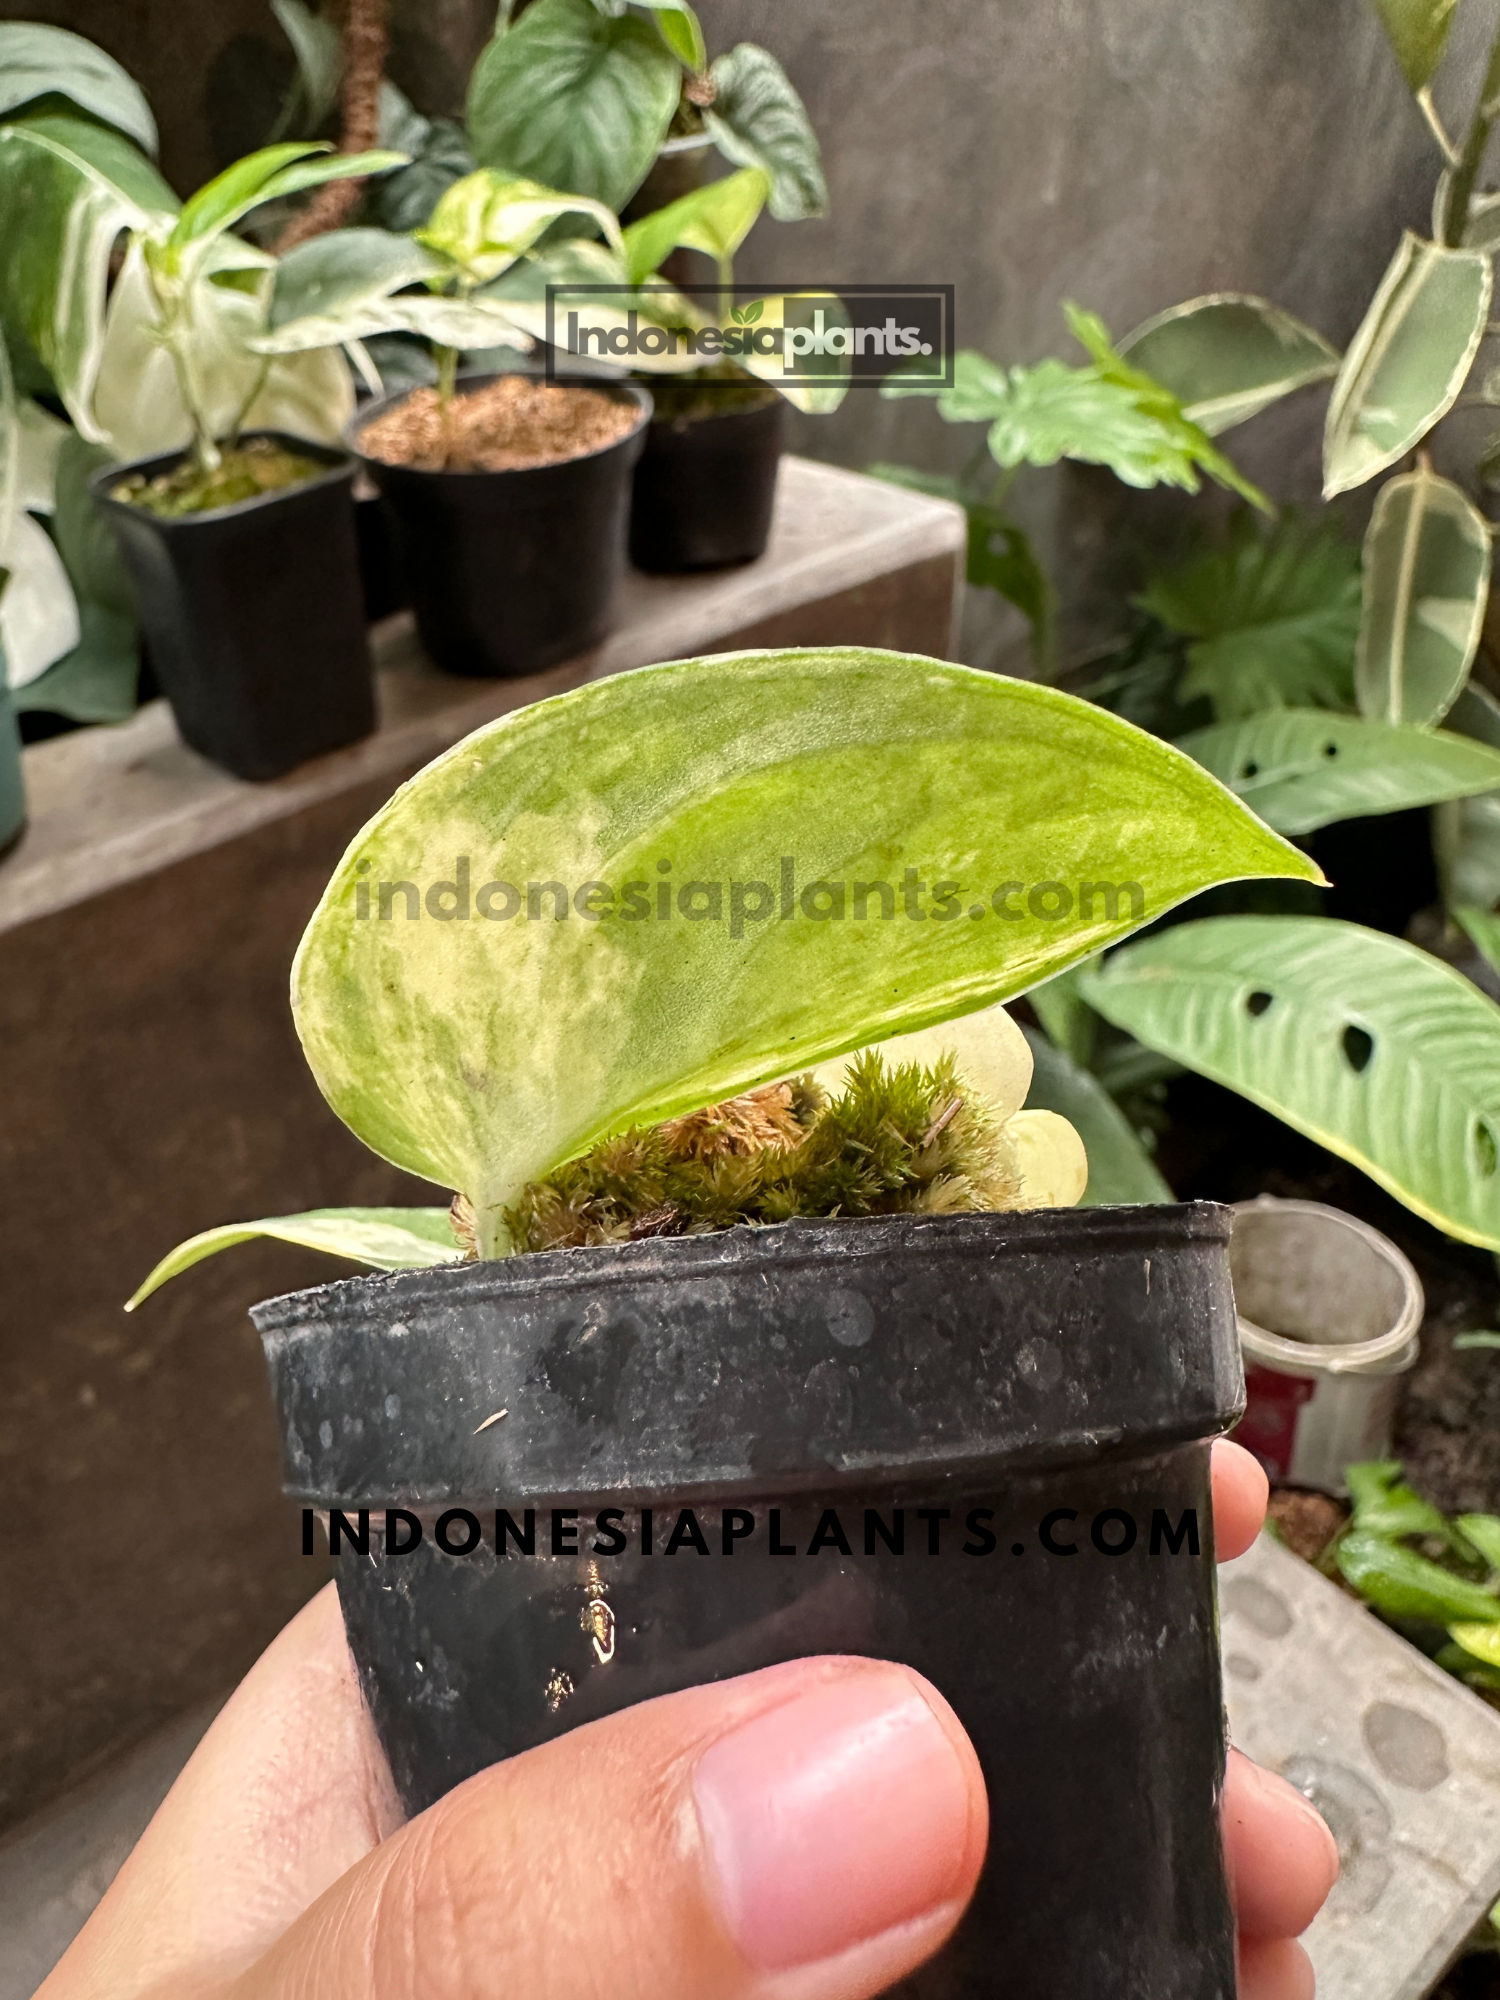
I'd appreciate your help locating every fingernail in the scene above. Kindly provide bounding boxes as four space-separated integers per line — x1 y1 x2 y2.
1243 1757 1341 1882
693 1668 973 1972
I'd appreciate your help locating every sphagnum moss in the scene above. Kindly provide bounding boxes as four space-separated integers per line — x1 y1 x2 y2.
484 1053 1022 1256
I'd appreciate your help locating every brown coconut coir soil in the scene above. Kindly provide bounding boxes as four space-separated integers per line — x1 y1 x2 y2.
359 376 639 473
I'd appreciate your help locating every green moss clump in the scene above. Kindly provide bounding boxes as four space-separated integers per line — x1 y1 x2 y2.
113 438 324 518
501 1052 1019 1255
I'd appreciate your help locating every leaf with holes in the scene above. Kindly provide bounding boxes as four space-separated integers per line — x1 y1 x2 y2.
1118 293 1339 436
1324 233 1491 497
466 0 680 212
1137 511 1361 722
1083 915 1500 1248
704 42 826 222
1357 466 1490 727
1175 709 1500 834
1338 1531 1500 1624
1021 1028 1172 1205
1367 0 1462 91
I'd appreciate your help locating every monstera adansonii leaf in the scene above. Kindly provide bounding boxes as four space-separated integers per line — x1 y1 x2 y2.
289 649 1316 1254
1085 915 1500 1250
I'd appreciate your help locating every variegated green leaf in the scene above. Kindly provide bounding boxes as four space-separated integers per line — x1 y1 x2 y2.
1084 915 1500 1248
1324 233 1491 496
415 168 622 287
1020 1027 1172 1205
1356 466 1490 725
126 1207 464 1310
291 649 1315 1255
704 41 827 222
0 113 175 433
0 21 157 153
1176 708 1500 833
1118 294 1339 436
621 166 768 286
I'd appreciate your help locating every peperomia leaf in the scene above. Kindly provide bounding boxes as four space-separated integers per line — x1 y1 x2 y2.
0 21 158 154
1175 710 1500 834
1118 294 1340 436
1139 511 1361 721
1367 0 1461 92
1324 233 1491 497
704 42 827 222
1084 915 1500 1249
466 0 680 213
290 649 1315 1255
1337 1531 1500 1625
126 1208 464 1311
0 112 176 429
621 166 768 285
1356 465 1490 727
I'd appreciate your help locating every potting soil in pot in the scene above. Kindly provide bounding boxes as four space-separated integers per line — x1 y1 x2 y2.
358 376 641 473
111 437 325 517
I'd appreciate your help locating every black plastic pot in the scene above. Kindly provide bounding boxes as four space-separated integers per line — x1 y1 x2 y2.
255 1204 1242 1997
349 374 651 678
91 435 374 783
354 484 408 621
629 393 785 573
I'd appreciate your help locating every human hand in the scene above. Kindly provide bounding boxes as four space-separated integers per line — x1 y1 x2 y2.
40 1437 1335 2000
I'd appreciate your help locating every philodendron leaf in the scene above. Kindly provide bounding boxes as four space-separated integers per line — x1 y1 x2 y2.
704 42 827 222
621 166 768 286
1356 466 1490 726
1367 0 1461 91
292 649 1316 1255
1138 511 1361 722
1118 294 1340 435
0 21 158 154
1020 1028 1173 1206
1324 233 1491 497
1175 709 1500 834
0 113 175 431
1339 1530 1500 1624
1084 915 1500 1249
467 0 680 213
126 1208 464 1311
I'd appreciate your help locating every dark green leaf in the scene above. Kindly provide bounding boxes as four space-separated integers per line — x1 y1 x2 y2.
50 431 133 618
1021 1026 1172 1205
12 599 137 722
704 42 827 222
1337 1529 1500 1624
0 22 157 154
368 112 475 233
1138 512 1360 721
466 0 679 213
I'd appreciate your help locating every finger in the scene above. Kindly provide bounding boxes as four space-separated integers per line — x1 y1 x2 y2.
42 1583 399 2000
1238 1936 1315 2000
237 1655 989 2000
1223 1749 1338 1941
1213 1438 1270 1563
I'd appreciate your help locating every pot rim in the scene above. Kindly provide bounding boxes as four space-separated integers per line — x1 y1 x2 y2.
348 368 654 480
252 1200 1232 1332
1230 1195 1423 1377
89 430 355 526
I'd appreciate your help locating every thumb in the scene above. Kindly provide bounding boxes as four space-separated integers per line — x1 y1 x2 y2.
234 1655 988 2000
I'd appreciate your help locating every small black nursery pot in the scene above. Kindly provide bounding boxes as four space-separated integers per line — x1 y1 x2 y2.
629 391 785 573
255 1203 1243 1998
92 435 374 783
349 375 651 679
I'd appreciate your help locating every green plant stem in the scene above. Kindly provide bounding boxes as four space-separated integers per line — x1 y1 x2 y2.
145 262 220 476
1442 15 1500 246
226 356 271 449
434 340 458 469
